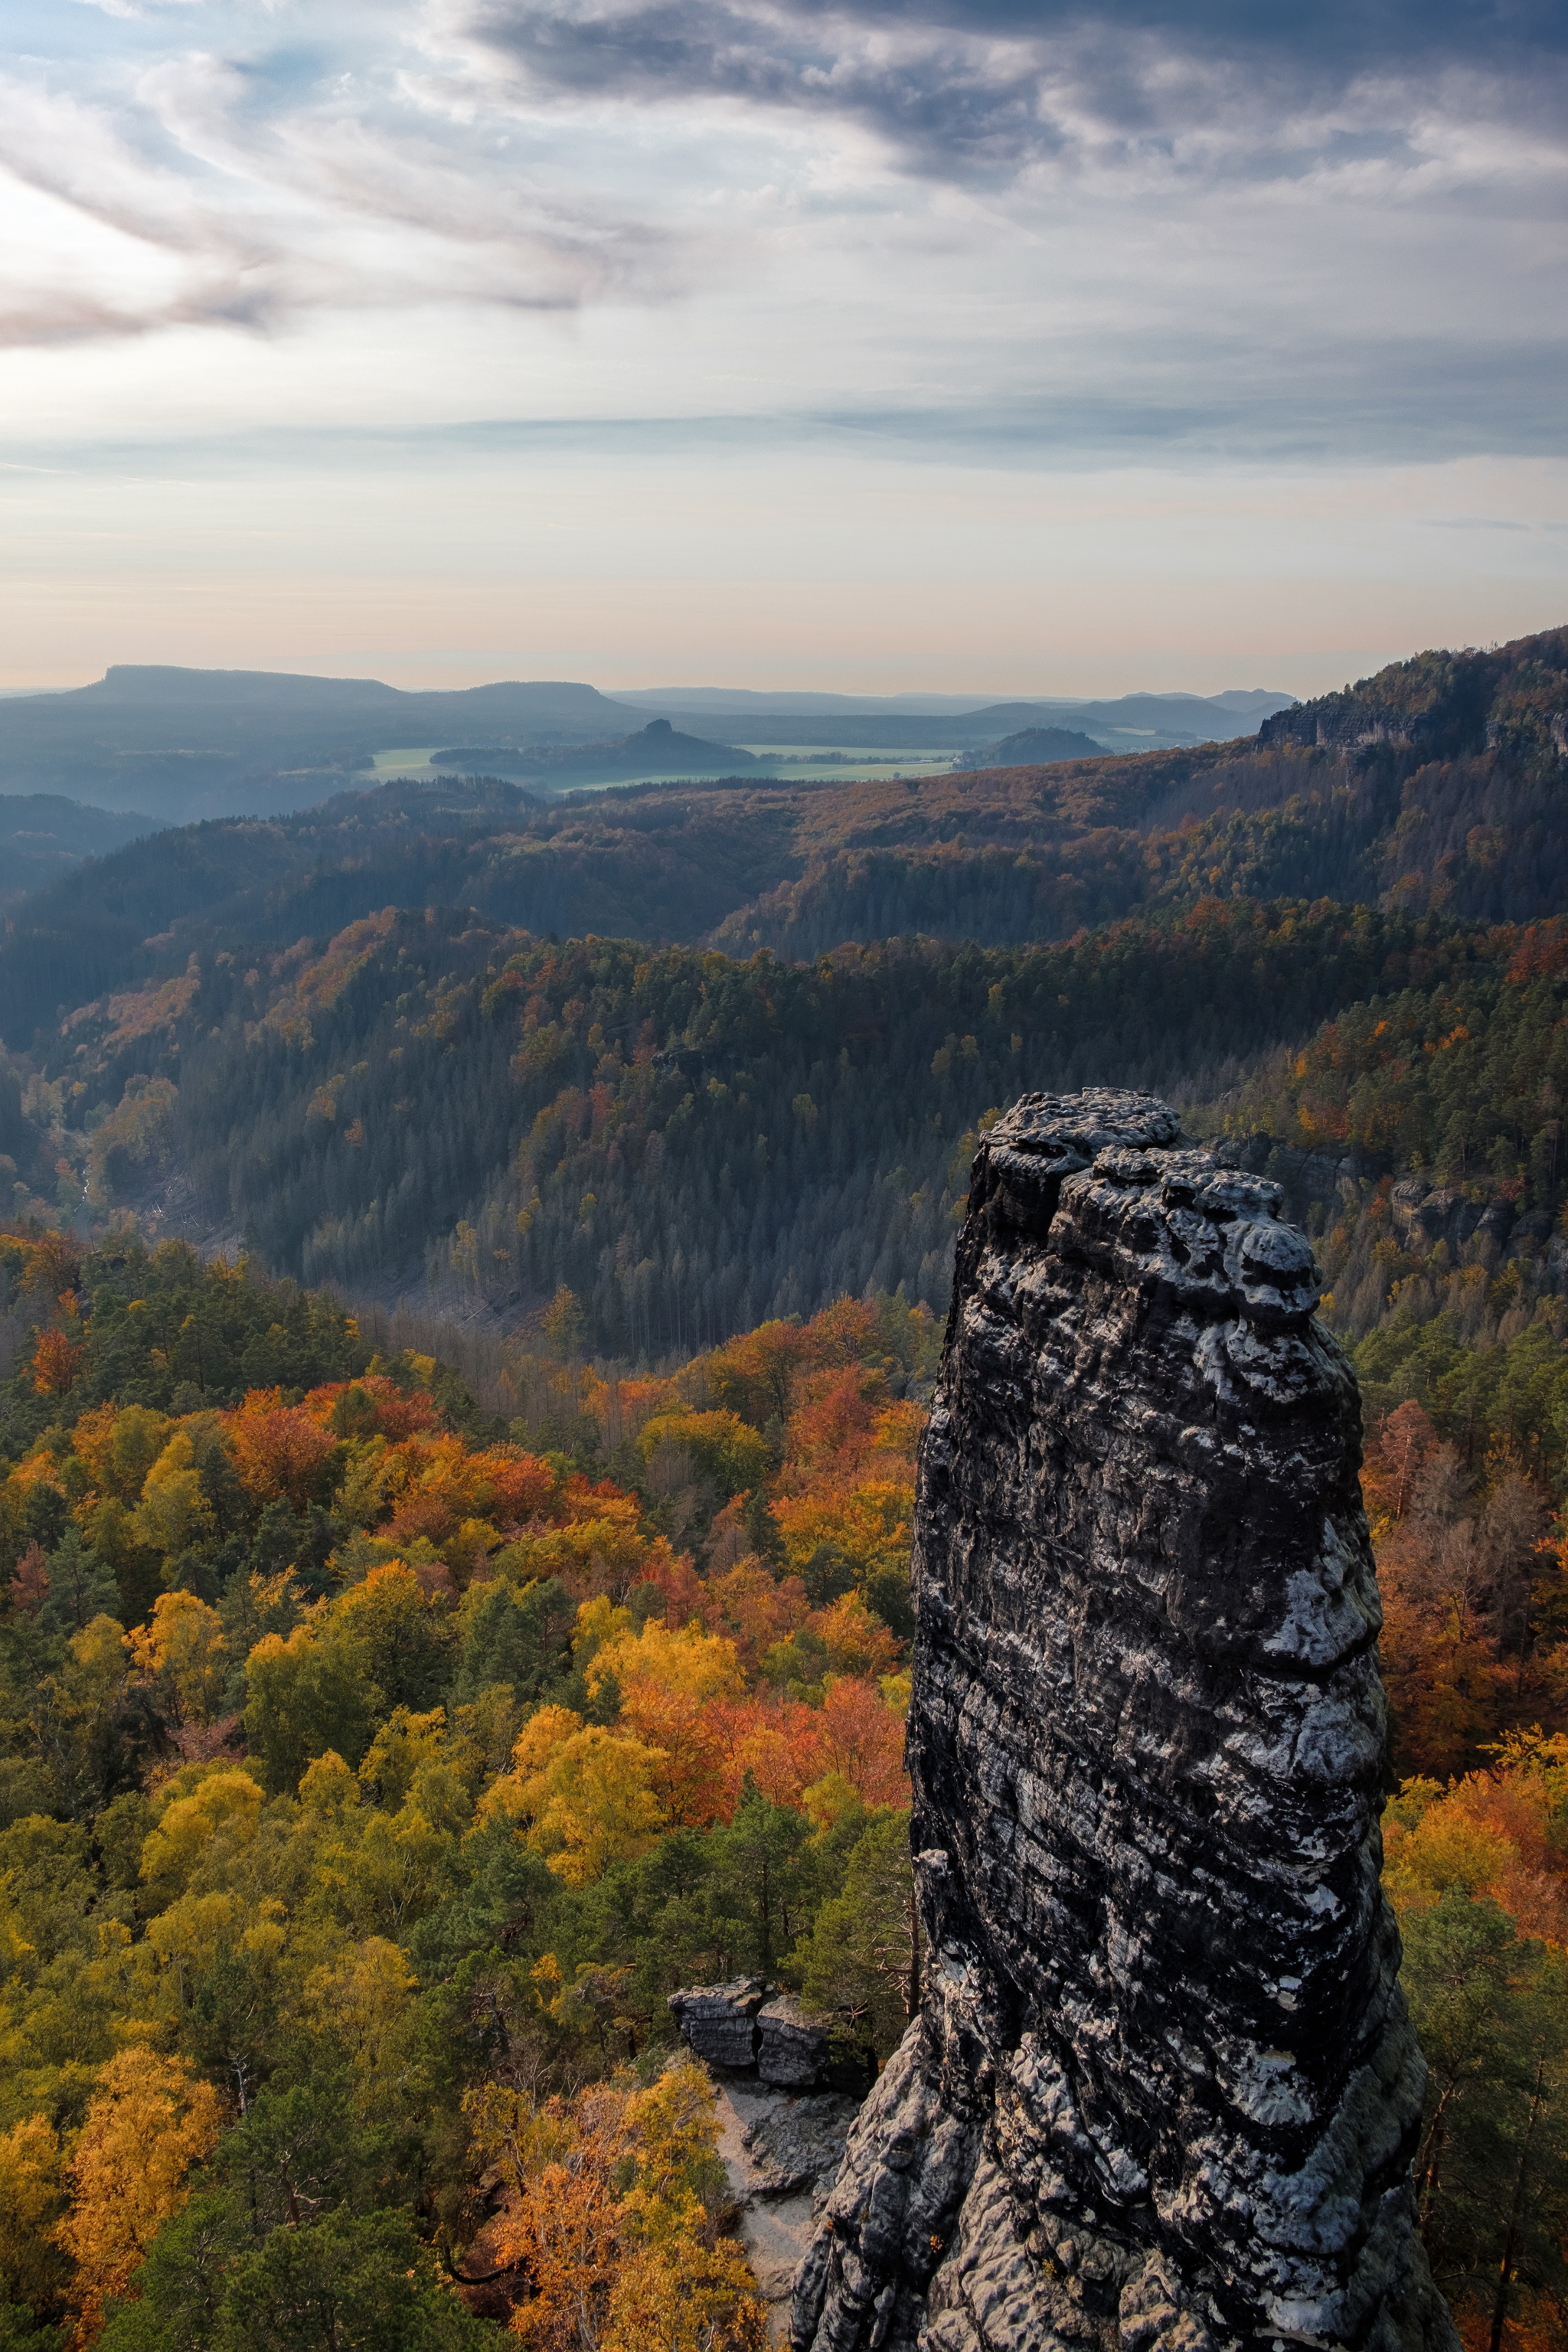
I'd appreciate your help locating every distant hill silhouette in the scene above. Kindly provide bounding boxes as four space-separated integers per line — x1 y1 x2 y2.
430 718 761 786
0 793 158 908
954 724 1103 771
0 666 639 821
0 666 1297 821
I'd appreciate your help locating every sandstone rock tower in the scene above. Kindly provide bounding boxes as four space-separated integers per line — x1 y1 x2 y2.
792 1090 1456 2352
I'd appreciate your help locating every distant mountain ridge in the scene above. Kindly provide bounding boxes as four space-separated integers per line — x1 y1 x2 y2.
612 684 1293 720
0 665 1295 822
631 692 1295 755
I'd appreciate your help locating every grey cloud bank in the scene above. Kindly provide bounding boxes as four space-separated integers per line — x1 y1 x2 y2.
455 0 1568 180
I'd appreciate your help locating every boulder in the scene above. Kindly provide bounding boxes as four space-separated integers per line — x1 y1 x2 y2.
668 1977 767 2069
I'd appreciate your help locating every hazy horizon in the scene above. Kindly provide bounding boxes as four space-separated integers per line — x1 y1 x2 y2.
0 665 1305 709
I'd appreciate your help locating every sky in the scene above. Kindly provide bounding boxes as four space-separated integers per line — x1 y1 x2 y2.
2 0 1566 697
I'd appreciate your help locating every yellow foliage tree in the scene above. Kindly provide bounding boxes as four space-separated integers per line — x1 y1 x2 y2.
139 1769 264 1908
297 1746 357 1815
129 1590 227 1727
70 1404 170 1505
141 1889 247 2011
475 1705 667 1881
524 1729 666 1885
0 2112 67 2315
54 2046 222 2344
501 1513 659 1595
602 2243 768 2352
614 2063 728 2246
309 1789 461 1937
773 1478 913 1585
476 1706 586 1828
126 1430 214 1562
358 1704 449 1808
584 1617 743 1714
301 1936 417 2092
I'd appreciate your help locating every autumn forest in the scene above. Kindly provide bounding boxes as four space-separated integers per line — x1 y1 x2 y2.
2 629 1568 2349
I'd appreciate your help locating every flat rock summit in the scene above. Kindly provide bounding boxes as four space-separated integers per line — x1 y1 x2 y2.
792 1089 1458 2352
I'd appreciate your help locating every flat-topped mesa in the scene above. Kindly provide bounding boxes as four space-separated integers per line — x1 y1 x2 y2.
792 1089 1458 2352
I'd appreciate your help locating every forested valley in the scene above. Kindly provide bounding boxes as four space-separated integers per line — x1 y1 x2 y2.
3 624 1565 1047
2 629 1568 2347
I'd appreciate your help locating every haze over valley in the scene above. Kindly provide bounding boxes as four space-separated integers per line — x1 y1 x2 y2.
0 667 1298 838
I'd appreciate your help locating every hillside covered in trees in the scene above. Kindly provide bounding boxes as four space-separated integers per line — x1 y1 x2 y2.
3 1197 1568 2341
2 887 1566 1374
5 892 1547 1351
0 1241 931 2349
3 625 1568 2343
4 622 1565 1050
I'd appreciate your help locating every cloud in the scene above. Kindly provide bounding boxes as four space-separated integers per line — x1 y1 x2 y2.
0 26 688 348
443 0 1568 188
0 0 1564 479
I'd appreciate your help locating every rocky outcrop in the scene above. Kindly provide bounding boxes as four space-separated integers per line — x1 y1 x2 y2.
760 1994 845 2089
792 1089 1457 2352
671 1978 771 2070
670 1978 866 2092
713 2076 865 2341
671 1979 865 2339
1256 651 1497 758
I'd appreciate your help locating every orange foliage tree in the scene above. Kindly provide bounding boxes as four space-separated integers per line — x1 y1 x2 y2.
475 2060 766 2352
223 1388 338 1509
32 1325 87 1397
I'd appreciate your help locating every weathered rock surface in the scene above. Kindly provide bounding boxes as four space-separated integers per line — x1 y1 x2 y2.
760 1994 839 2089
712 2078 864 2341
792 1089 1458 2352
670 1978 864 2094
670 1977 770 2070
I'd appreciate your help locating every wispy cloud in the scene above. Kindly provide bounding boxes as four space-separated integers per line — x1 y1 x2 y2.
1 0 1565 471
0 11 691 347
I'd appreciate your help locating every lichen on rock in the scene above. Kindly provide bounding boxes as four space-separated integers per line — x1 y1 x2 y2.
791 1089 1458 2352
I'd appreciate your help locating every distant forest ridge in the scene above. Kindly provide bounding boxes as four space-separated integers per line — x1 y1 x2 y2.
0 621 1559 1364
3 895 1565 1370
2 622 1565 1048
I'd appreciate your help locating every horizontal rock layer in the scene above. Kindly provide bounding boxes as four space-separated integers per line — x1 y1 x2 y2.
792 1089 1457 2352
670 1978 862 2092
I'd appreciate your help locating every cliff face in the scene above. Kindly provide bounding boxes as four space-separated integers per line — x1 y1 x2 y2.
1255 627 1568 763
792 1089 1457 2352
